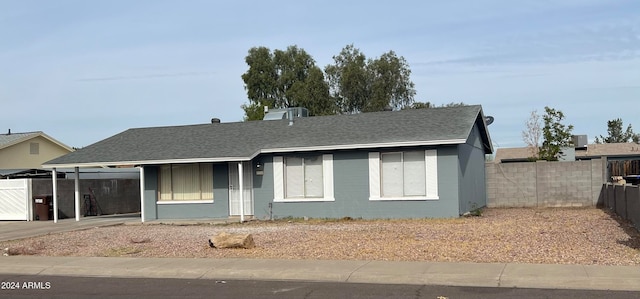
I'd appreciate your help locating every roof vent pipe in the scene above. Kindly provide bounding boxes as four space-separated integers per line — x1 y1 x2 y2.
211 118 220 124
7 129 10 135
287 109 294 126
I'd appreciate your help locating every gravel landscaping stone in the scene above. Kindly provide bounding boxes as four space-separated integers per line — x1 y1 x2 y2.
2 208 639 265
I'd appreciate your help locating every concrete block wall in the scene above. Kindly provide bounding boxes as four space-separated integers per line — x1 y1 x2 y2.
486 162 537 207
614 185 627 219
605 185 616 211
626 186 640 230
537 161 594 207
603 184 640 231
487 159 603 208
592 159 606 206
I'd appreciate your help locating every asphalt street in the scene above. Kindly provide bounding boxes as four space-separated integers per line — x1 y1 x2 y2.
1 275 639 299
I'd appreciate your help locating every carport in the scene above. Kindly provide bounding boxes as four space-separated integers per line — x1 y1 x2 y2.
43 167 144 223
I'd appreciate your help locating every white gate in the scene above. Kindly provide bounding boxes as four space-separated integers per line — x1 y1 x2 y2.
0 179 32 221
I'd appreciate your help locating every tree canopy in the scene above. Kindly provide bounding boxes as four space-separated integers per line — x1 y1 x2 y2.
325 44 416 113
241 44 416 119
538 106 574 161
241 46 334 120
595 118 640 143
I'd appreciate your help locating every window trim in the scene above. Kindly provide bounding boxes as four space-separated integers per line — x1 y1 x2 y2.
369 150 439 201
157 163 214 203
273 154 334 202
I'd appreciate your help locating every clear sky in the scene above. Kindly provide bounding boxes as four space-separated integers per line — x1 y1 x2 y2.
1 0 639 149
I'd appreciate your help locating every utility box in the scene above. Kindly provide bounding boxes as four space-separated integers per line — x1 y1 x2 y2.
33 195 53 221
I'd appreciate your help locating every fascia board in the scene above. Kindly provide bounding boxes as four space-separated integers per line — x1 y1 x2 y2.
259 139 466 154
42 156 253 168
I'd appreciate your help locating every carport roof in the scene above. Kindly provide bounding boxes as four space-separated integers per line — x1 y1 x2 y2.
43 105 492 168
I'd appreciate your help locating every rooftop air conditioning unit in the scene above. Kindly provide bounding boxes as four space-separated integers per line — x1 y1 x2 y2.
572 135 588 149
263 107 309 120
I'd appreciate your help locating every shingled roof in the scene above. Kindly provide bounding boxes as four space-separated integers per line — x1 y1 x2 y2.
43 105 492 168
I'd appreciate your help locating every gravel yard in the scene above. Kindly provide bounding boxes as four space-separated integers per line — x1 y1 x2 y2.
2 208 640 266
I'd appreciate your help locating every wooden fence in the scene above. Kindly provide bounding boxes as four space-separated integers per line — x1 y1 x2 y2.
608 160 640 177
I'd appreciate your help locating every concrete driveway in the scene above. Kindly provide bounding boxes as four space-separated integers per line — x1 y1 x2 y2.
0 213 140 242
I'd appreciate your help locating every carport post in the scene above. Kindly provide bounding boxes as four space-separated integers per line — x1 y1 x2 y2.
74 167 80 221
52 168 58 223
139 166 145 223
238 162 244 223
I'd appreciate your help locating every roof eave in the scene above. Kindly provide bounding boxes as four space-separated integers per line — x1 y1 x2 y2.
38 132 75 152
42 156 253 168
43 139 468 168
476 108 494 154
260 139 467 154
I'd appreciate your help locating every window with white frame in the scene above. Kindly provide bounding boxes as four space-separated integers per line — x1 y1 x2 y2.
273 154 334 202
369 150 438 200
285 156 324 198
159 163 214 201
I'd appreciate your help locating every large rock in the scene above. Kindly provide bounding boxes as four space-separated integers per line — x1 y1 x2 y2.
209 232 255 249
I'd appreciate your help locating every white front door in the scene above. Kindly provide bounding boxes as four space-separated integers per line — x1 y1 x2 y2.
229 162 254 216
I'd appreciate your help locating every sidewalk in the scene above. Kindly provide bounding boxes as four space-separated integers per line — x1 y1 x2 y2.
1 255 639 291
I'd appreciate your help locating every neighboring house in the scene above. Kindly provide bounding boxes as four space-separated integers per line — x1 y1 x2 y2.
0 130 74 169
494 142 640 163
43 105 493 221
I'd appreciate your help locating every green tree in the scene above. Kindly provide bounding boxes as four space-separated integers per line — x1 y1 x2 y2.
287 67 336 116
538 106 574 161
324 45 369 114
367 50 416 111
595 118 640 143
240 47 277 120
325 44 416 113
241 45 334 120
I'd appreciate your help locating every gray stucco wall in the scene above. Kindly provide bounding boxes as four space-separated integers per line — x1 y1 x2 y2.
457 125 488 214
252 156 274 218
142 163 229 220
254 149 461 220
141 146 473 220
